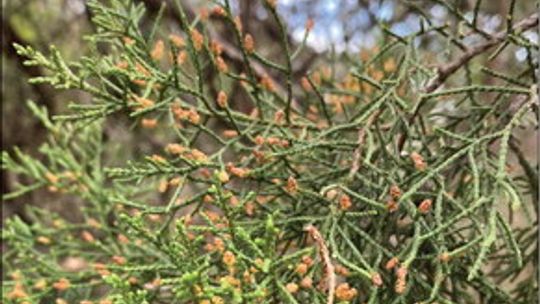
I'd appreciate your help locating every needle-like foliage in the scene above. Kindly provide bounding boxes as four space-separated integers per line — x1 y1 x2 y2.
2 1 538 303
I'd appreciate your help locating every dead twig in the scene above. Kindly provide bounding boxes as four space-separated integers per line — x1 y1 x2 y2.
348 109 384 179
304 224 335 304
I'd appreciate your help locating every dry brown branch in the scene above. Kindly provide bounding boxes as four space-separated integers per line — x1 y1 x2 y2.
304 224 336 304
397 13 539 151
349 109 384 179
424 13 538 94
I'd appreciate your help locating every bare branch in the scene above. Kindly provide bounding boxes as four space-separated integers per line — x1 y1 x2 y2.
304 224 336 304
397 13 538 152
349 109 384 179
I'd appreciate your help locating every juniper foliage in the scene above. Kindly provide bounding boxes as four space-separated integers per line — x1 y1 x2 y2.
2 0 539 303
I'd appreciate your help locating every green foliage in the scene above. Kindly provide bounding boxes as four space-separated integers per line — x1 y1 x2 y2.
3 0 538 303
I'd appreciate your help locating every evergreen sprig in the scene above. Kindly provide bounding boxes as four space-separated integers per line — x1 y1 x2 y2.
3 1 538 303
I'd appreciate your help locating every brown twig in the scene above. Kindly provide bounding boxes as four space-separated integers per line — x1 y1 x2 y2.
304 224 335 304
348 109 384 179
397 13 539 152
424 13 538 94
